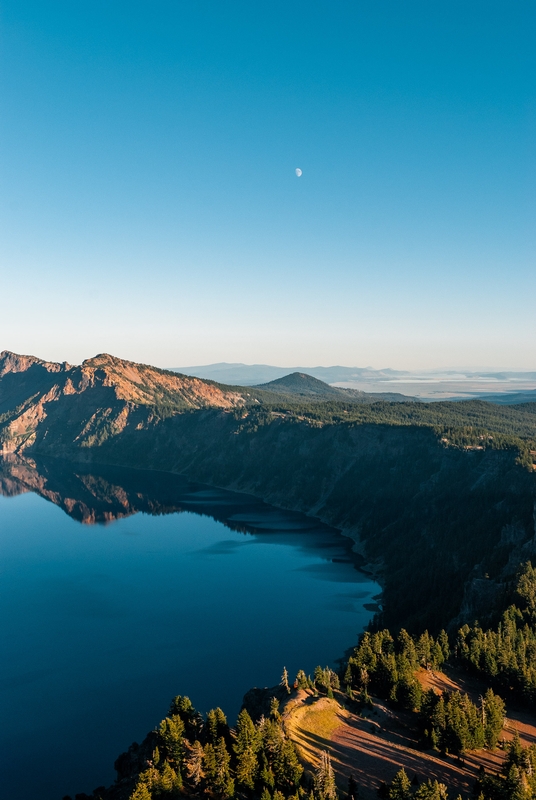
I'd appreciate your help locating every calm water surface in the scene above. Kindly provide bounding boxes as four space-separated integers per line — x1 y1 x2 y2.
0 459 379 800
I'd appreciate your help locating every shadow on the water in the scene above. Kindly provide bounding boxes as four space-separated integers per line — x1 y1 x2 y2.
0 454 365 574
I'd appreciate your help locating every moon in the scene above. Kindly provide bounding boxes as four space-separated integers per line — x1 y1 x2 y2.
295 168 302 177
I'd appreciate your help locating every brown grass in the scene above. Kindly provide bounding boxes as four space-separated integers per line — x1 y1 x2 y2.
281 669 536 800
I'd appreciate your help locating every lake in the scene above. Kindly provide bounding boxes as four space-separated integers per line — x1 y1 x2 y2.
0 457 380 800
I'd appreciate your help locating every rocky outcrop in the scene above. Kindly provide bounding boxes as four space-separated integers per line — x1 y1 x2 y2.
0 350 246 456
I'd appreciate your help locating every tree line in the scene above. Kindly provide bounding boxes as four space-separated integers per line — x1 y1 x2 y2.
455 562 536 706
382 733 536 800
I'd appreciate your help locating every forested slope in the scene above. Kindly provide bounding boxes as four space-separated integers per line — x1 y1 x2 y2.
1 350 535 632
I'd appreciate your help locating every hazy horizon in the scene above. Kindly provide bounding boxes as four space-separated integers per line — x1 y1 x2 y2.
2 347 536 375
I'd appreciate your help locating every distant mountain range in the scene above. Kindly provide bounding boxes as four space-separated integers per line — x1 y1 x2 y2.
0 351 420 457
171 362 536 385
171 362 407 385
171 363 536 403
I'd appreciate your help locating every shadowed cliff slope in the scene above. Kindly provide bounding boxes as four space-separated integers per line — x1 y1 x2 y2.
1 349 535 632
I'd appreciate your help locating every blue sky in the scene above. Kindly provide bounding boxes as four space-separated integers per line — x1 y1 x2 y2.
1 1 534 369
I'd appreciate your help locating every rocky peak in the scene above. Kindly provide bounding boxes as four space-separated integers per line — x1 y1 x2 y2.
0 350 69 378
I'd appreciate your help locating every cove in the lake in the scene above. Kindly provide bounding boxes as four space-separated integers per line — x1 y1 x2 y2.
0 457 380 800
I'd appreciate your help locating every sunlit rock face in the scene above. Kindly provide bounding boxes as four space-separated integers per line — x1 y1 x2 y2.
0 350 246 456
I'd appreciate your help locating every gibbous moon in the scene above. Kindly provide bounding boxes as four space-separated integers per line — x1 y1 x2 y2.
295 168 302 177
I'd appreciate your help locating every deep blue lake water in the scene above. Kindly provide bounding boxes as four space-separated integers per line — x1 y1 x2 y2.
0 458 379 800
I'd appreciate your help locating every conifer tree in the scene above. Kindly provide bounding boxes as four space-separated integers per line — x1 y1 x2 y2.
413 780 448 799
206 707 229 745
438 630 450 662
158 715 185 767
203 742 217 788
186 740 205 786
282 666 290 694
234 709 260 790
274 738 303 788
483 689 505 749
270 697 281 721
213 736 233 797
168 695 203 740
388 769 411 800
260 750 276 790
296 670 309 689
158 760 182 794
129 781 152 800
314 751 337 800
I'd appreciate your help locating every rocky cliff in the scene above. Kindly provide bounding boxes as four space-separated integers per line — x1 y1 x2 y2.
1 350 535 632
0 350 248 455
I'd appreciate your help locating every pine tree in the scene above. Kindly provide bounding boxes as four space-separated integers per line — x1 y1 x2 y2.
158 760 182 794
213 736 233 796
282 666 290 694
296 670 309 690
235 709 260 754
168 695 203 741
158 715 185 767
438 630 450 662
260 750 276 790
186 740 205 786
483 689 505 749
413 780 448 799
314 751 337 800
274 738 303 788
203 742 217 788
234 708 260 791
262 718 284 761
206 707 228 745
270 697 281 720
388 768 411 800
129 781 152 800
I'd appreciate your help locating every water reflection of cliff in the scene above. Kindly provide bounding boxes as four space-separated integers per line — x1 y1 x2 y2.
0 455 351 553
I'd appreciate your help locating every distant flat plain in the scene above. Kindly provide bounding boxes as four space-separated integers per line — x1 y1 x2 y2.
333 375 536 401
173 363 536 402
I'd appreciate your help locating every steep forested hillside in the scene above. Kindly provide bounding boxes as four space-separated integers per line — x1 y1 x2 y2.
1 349 535 632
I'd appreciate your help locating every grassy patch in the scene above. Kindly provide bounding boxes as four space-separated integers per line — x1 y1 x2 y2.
298 700 343 741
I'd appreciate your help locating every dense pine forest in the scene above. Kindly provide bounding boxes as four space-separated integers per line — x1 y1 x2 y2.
455 562 536 706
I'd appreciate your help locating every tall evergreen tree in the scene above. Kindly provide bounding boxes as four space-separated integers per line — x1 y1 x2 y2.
389 769 411 800
158 715 185 768
274 739 303 789
186 740 205 786
282 666 290 694
129 781 152 800
206 707 229 745
314 751 337 800
234 709 260 790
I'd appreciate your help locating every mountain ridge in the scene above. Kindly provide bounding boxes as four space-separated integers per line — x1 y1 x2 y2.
1 349 535 635
256 371 415 402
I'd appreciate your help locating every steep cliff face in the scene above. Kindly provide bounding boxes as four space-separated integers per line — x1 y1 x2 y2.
1 350 535 632
84 409 534 632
